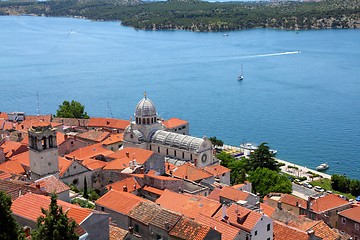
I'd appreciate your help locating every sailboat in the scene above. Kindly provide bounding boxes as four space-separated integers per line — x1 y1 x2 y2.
238 64 244 81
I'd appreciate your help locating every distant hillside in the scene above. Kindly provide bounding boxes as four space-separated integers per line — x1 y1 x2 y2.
0 0 359 31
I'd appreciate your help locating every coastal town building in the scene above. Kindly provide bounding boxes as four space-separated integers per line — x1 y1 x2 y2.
265 193 307 216
162 117 189 135
337 206 360 239
123 95 214 168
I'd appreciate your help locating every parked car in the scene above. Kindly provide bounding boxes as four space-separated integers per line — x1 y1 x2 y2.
294 179 301 185
303 182 313 189
314 186 325 192
339 195 348 200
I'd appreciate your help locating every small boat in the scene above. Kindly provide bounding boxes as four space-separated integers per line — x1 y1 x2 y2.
240 142 277 156
238 64 244 81
223 33 229 37
316 163 329 171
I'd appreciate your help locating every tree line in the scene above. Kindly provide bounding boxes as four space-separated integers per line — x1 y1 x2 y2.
331 174 360 197
0 0 359 31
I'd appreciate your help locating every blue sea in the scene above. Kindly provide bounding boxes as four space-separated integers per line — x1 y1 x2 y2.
1 16 359 179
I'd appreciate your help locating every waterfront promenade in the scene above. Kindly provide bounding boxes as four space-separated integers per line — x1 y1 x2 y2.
222 144 331 181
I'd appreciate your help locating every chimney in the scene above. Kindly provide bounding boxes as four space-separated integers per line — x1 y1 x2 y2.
307 230 315 238
126 152 130 158
221 204 227 220
164 222 169 230
35 183 41 189
123 186 128 192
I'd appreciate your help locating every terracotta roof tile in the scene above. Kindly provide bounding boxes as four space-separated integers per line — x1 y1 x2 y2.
3 121 14 130
87 118 129 130
81 158 107 170
195 213 240 240
338 206 360 223
0 179 46 200
207 187 222 202
172 163 213 182
213 204 262 232
203 164 230 177
142 185 164 196
109 225 129 240
0 112 8 120
106 177 141 192
0 172 13 180
128 201 162 225
30 175 70 194
149 208 182 231
0 141 28 158
260 203 276 217
95 190 146 214
56 132 66 145
104 147 153 170
59 157 73 177
77 130 110 143
309 194 350 212
0 161 26 174
101 133 124 145
273 221 310 240
162 118 188 129
169 217 211 240
280 194 307 208
310 221 344 240
11 193 92 224
219 186 250 202
25 115 52 122
156 189 221 219
65 143 113 161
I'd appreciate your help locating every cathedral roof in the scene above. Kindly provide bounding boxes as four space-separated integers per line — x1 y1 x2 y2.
135 96 157 117
150 130 204 152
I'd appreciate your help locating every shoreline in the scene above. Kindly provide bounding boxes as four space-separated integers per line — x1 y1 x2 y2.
222 144 331 180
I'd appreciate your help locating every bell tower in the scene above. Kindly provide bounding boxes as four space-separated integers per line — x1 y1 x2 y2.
28 124 59 180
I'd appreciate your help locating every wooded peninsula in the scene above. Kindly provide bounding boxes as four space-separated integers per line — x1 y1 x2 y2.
0 0 359 31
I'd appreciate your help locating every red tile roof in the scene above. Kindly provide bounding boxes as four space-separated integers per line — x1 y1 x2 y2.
77 130 110 143
128 201 162 225
11 193 92 224
87 118 129 130
0 161 26 174
0 179 46 200
142 186 164 196
0 141 28 158
156 189 221 219
207 187 222 202
203 164 230 177
25 115 52 123
195 213 240 240
310 220 344 240
65 143 113 161
0 112 9 120
30 175 70 194
213 204 262 232
171 163 213 182
104 147 153 170
280 194 307 208
81 158 107 170
58 157 73 177
260 203 276 217
219 186 250 202
309 194 350 212
10 151 30 167
109 225 129 240
273 221 310 240
339 206 360 223
106 177 141 192
95 190 146 215
0 172 13 180
162 118 188 129
3 121 14 130
15 120 60 133
169 217 211 240
101 133 124 146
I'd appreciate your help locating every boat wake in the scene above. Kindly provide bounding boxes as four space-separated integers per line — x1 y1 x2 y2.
248 51 301 58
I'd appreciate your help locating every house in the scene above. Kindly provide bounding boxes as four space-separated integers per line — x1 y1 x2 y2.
265 193 307 216
148 208 182 240
195 213 242 240
300 194 352 228
0 179 46 200
65 143 114 161
30 175 70 202
213 203 274 240
156 189 221 219
203 164 231 185
11 193 110 240
0 140 28 159
87 117 129 133
95 189 147 230
76 129 110 145
57 132 88 157
109 224 130 240
338 206 360 239
273 221 315 240
219 186 260 208
106 176 141 193
162 117 189 135
170 162 214 183
101 133 124 151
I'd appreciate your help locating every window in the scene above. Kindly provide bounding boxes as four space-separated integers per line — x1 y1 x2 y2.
342 217 346 224
267 238 271 240
134 224 139 233
267 223 271 231
255 231 257 236
355 236 358 240
101 207 104 211
174 150 176 157
158 147 160 153
355 223 359 230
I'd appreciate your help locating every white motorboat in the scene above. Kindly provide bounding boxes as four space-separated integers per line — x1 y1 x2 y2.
316 163 329 171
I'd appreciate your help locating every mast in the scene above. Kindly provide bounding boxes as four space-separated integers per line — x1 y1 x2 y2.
107 101 113 118
36 92 41 116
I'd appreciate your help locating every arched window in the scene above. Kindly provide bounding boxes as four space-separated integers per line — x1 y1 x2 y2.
174 150 177 157
147 118 150 124
48 136 53 148
42 137 47 149
166 149 168 155
182 152 184 159
142 118 145 124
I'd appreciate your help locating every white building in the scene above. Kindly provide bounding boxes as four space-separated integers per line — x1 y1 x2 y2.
123 95 213 168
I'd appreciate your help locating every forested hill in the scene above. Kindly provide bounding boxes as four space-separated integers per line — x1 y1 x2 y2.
0 0 359 31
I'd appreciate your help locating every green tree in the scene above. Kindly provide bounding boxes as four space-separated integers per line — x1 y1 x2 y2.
31 194 78 240
0 191 24 240
55 100 89 119
331 174 350 193
217 151 236 168
229 158 247 184
248 168 292 196
349 179 360 196
248 142 279 172
209 136 223 147
83 176 88 199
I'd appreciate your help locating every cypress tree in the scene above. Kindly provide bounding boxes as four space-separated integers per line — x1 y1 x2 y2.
0 191 24 240
83 176 88 199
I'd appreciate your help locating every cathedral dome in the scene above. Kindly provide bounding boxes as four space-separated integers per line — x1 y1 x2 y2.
135 96 157 117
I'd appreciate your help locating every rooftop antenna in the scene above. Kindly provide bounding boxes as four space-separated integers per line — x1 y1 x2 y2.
107 101 113 118
36 92 41 116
